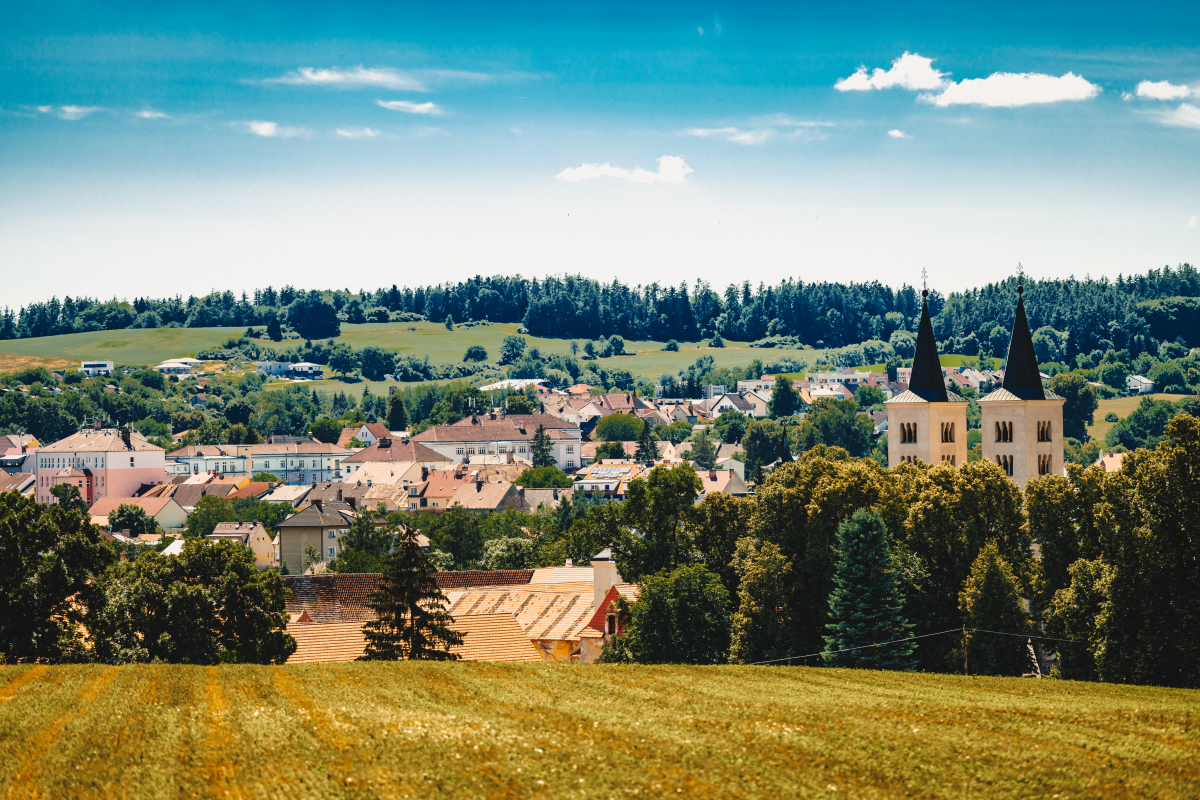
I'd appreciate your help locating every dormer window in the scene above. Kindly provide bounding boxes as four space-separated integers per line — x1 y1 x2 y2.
606 614 617 635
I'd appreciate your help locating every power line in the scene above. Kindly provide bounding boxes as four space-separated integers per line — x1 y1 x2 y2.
747 627 1091 666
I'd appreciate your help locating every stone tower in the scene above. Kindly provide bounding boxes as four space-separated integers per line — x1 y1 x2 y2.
978 283 1065 488
886 288 968 468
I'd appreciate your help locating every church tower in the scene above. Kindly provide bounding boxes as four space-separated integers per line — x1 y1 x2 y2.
978 281 1065 488
886 287 968 468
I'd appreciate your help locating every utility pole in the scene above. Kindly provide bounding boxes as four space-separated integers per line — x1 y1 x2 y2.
963 624 969 676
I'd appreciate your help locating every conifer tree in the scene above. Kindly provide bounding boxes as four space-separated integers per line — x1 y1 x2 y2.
634 419 656 462
690 427 717 470
823 509 916 670
361 526 464 660
530 424 553 468
769 376 799 418
959 540 1031 676
386 393 408 431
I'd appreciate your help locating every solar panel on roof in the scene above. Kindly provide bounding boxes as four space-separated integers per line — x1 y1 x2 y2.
591 467 631 479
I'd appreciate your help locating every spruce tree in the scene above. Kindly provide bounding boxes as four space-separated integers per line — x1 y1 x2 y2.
386 393 409 431
690 427 717 470
959 541 1032 676
361 526 464 660
769 376 799 418
634 419 657 463
823 509 916 670
530 424 553 468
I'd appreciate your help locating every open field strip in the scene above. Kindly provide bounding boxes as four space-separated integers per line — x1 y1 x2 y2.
0 664 1195 799
1086 393 1189 443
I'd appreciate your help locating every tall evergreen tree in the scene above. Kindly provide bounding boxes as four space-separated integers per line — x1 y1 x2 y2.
690 427 717 470
634 419 657 462
361 526 464 661
959 540 1032 676
530 424 553 468
386 393 409 431
823 509 916 670
769 376 799 418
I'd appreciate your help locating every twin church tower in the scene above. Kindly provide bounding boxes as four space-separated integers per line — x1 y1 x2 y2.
885 280 1064 488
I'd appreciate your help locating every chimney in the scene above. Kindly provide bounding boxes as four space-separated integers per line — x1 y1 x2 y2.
565 558 573 567
709 469 717 480
379 437 391 448
475 479 484 492
519 422 526 435
313 499 322 512
348 496 357 510
119 426 131 448
421 465 428 481
337 487 342 501
590 548 621 609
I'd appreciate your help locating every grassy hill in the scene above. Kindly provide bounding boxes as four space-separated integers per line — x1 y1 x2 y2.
0 322 825 384
0 663 1194 799
1087 393 1190 443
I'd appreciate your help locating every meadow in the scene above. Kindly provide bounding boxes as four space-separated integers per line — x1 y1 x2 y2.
0 663 1194 799
0 321 823 384
1086 393 1189 443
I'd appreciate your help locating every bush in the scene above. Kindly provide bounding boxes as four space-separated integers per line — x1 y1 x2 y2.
1104 412 1119 423
514 466 573 488
663 340 680 352
463 345 488 362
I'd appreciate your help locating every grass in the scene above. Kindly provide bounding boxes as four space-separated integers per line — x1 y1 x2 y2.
0 663 1195 799
1087 393 1190 443
0 322 828 383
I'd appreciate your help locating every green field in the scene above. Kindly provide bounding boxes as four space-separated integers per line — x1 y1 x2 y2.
0 663 1194 799
1087 393 1189 443
0 322 825 383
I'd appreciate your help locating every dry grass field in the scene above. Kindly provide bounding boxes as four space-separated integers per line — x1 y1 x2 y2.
1086 393 1189 443
0 663 1195 799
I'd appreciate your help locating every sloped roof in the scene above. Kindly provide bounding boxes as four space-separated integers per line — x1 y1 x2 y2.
446 586 594 641
39 428 162 453
450 481 518 511
530 565 595 584
342 439 448 464
284 573 381 624
87 496 181 518
434 569 535 589
0 473 34 493
908 294 951 403
284 613 542 663
277 501 355 529
978 386 1064 402
228 482 276 500
1000 288 1048 401
168 483 235 508
887 389 968 404
286 622 366 663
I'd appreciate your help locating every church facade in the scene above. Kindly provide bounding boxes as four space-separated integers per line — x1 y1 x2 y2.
978 284 1065 488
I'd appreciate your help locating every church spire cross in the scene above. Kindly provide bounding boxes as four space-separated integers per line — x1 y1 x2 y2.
1016 263 1024 294
921 268 928 298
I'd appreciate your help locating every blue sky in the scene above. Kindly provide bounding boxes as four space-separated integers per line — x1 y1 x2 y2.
2 1 1198 307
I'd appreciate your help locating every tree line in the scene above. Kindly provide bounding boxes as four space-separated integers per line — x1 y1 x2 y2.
4 266 1197 356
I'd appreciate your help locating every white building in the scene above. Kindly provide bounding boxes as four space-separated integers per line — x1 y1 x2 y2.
35 426 166 505
167 444 248 476
236 440 349 485
411 414 584 471
1127 375 1155 395
80 360 114 377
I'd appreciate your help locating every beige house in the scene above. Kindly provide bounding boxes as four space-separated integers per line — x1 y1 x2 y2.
210 520 277 569
88 496 189 533
275 500 355 573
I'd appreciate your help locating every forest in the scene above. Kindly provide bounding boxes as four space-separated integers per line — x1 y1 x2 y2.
3 265 1199 361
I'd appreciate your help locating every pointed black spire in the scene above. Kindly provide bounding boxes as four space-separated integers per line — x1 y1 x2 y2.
779 425 793 463
1001 283 1046 400
907 289 950 403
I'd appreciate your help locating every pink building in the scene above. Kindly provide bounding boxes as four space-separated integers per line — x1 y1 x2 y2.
34 426 166 505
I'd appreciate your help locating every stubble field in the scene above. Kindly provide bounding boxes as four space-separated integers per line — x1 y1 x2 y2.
0 663 1195 799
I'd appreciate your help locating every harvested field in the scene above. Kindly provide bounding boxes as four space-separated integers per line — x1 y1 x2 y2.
0 663 1195 799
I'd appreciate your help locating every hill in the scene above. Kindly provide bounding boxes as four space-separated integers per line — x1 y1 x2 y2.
0 663 1194 798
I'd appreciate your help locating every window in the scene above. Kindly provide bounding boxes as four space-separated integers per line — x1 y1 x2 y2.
996 421 1013 443
567 460 575 469
518 446 527 453
996 454 1013 476
467 447 476 455
1037 421 1052 442
328 547 336 557
456 447 465 455
899 422 917 444
606 615 617 635
130 456 135 467
941 454 956 465
1038 454 1052 475
566 445 575 454
941 422 955 443
328 531 336 538
497 445 507 453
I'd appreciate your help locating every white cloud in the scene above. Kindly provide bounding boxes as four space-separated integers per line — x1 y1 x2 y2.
270 66 424 92
1150 103 1200 130
336 127 380 138
136 110 170 119
556 155 693 184
1136 80 1192 101
922 72 1099 107
1191 216 1198 228
683 127 772 145
241 120 307 138
836 52 947 92
887 129 910 138
37 105 102 120
377 100 439 115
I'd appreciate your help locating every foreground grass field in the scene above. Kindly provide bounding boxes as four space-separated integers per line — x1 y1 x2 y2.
0 664 1194 799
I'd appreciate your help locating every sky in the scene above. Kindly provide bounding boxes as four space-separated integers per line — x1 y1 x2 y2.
2 0 1199 308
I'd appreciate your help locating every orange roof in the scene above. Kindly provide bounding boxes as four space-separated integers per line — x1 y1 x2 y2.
1095 451 1125 472
284 613 541 663
87 496 179 518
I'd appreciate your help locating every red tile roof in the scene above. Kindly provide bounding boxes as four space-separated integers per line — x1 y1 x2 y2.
433 569 534 589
